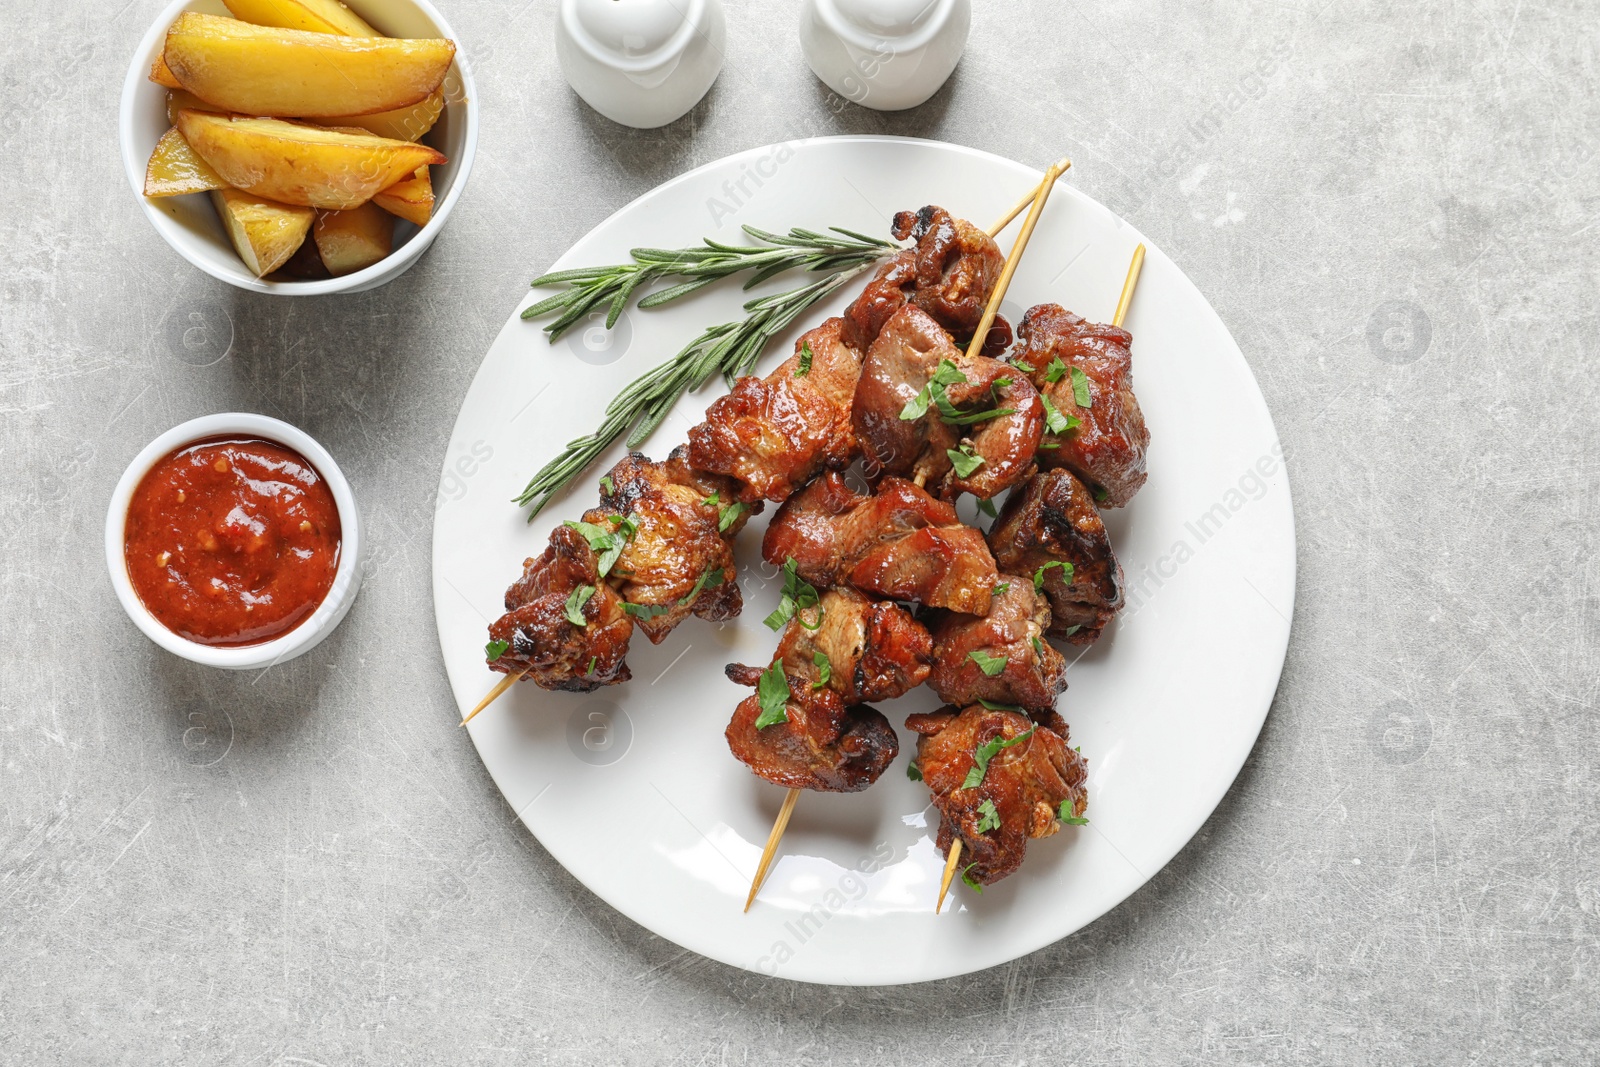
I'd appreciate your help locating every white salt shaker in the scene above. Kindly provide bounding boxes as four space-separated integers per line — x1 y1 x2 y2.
556 0 726 129
800 0 971 111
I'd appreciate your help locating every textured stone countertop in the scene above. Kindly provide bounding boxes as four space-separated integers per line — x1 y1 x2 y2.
2 0 1594 1062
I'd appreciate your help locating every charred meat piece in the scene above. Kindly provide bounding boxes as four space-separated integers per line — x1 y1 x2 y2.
686 318 862 503
724 661 899 792
988 469 1124 644
906 704 1088 886
852 305 1043 501
586 447 750 645
843 206 1009 353
928 577 1068 712
489 524 634 691
1012 304 1149 508
773 586 933 703
763 473 999 615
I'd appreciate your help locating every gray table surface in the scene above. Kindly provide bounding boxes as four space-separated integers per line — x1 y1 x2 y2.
4 0 1596 1062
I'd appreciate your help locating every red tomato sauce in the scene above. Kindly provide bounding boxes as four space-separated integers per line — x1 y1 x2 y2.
124 436 342 647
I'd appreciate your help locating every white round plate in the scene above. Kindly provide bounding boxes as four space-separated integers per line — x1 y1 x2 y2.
433 137 1295 986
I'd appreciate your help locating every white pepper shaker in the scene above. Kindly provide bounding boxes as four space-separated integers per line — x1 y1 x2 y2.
556 0 726 129
800 0 971 111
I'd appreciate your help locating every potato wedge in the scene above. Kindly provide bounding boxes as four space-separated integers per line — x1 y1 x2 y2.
222 0 378 36
313 201 393 276
144 127 226 198
163 13 453 118
371 166 433 226
211 188 315 277
178 111 445 210
325 87 445 142
166 89 221 127
150 54 182 89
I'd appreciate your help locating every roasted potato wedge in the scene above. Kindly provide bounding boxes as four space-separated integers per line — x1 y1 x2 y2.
325 87 445 142
144 127 226 198
150 54 182 89
165 89 221 126
210 188 315 277
371 166 434 226
222 0 378 36
178 111 445 210
313 201 393 276
163 13 454 118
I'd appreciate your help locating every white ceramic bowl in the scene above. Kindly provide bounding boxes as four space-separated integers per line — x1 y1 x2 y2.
106 413 365 669
118 0 478 295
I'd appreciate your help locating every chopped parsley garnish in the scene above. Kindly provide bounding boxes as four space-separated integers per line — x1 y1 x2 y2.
1092 485 1110 504
610 514 639 540
1011 358 1035 373
565 518 634 578
795 340 814 377
811 650 832 690
993 582 1011 596
962 727 1036 789
978 698 1023 712
906 760 923 781
939 401 1016 426
975 497 998 519
754 662 790 729
1070 366 1092 407
1031 634 1044 656
564 585 595 626
1038 441 1059 450
947 443 985 478
900 359 968 420
1045 356 1068 383
586 655 597 675
1058 800 1088 826
992 376 1013 390
974 799 1001 834
677 566 726 606
968 649 1008 676
961 862 984 892
1041 393 1080 435
599 475 615 494
763 557 821 631
621 601 670 619
1033 560 1074 590
1062 623 1082 636
702 490 720 507
717 501 748 533
485 638 509 662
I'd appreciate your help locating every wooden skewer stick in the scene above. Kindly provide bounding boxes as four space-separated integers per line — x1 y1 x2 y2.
744 786 801 911
935 838 964 913
986 156 1072 238
459 668 530 727
964 160 1068 360
1113 244 1145 329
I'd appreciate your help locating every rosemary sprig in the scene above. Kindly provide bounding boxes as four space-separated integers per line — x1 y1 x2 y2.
522 226 894 340
514 260 883 517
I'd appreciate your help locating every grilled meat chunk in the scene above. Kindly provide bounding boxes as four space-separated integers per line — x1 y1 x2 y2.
686 318 862 503
587 448 748 645
762 472 999 614
852 305 1043 501
987 469 1124 644
1012 303 1149 508
906 704 1088 886
489 524 634 691
724 661 899 792
773 586 933 703
843 206 1009 354
928 577 1068 712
